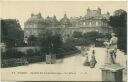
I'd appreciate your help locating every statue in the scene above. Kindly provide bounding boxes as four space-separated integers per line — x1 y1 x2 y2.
104 33 118 64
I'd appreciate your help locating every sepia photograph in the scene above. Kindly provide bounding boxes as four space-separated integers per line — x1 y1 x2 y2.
0 1 127 81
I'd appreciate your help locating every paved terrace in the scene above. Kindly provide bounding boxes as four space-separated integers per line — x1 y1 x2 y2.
1 48 127 81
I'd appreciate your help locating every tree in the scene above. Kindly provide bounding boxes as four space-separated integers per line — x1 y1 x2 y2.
72 31 83 38
27 35 37 41
2 49 25 59
1 19 24 47
27 35 37 46
82 31 105 46
109 9 127 52
38 29 63 54
26 49 35 57
83 32 103 42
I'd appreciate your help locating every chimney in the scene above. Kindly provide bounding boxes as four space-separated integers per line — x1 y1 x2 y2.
97 7 101 14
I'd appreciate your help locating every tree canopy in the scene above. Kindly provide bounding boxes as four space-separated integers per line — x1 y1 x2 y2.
1 19 24 47
109 9 127 52
72 31 83 38
38 29 63 54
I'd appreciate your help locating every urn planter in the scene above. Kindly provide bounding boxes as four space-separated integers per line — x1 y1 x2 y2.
46 54 56 64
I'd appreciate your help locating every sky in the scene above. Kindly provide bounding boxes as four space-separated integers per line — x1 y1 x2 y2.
0 1 127 29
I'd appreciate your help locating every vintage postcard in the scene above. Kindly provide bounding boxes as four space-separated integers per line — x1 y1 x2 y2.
0 1 127 81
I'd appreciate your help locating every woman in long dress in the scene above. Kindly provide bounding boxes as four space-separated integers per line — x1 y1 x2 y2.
89 50 97 68
83 54 90 66
83 47 90 66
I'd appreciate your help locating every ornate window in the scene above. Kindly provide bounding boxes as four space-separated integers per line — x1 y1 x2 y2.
92 21 96 26
29 24 33 28
83 22 86 26
96 21 98 26
89 22 91 26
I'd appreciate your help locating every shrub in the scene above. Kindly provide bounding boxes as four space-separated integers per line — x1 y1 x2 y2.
2 49 25 59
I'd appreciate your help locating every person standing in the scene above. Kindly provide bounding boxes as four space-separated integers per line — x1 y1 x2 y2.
83 47 90 66
83 54 90 66
89 50 97 68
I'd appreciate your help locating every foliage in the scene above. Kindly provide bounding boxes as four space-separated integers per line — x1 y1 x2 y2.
27 35 37 46
27 35 37 41
109 9 127 52
55 43 79 59
26 49 35 57
38 29 63 54
71 31 105 46
72 31 83 38
1 49 25 59
83 31 104 44
38 29 79 57
1 19 24 47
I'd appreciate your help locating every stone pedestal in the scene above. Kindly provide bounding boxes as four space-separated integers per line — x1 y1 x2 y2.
51 55 56 64
46 55 51 64
100 64 124 82
46 55 56 64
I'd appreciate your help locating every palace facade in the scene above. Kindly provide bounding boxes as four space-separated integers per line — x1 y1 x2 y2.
24 8 113 41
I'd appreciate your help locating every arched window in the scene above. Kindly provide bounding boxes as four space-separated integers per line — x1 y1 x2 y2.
96 22 97 26
83 22 86 26
89 22 91 26
29 24 33 28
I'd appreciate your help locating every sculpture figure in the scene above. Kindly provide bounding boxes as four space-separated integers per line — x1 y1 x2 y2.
104 33 118 64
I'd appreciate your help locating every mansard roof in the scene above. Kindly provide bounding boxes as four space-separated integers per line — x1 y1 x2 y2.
45 15 59 23
45 16 53 23
85 8 110 20
25 13 45 24
83 13 110 20
52 15 59 23
60 13 70 24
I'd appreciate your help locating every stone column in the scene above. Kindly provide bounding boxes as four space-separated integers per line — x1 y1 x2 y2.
100 64 124 82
